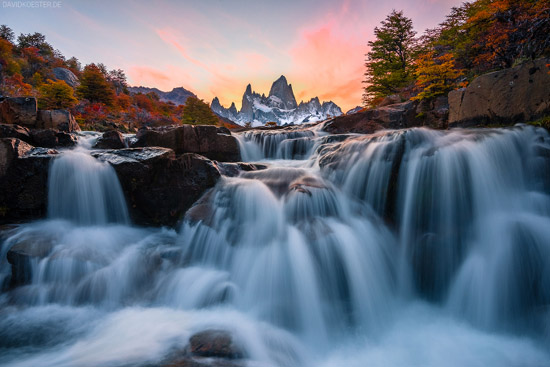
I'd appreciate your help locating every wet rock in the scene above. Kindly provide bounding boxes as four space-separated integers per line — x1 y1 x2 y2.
133 125 241 162
29 129 77 148
323 100 423 134
0 138 58 224
0 97 37 126
215 162 267 177
36 110 81 132
93 130 125 149
91 148 221 227
189 330 244 359
6 236 54 287
449 58 550 127
0 124 32 144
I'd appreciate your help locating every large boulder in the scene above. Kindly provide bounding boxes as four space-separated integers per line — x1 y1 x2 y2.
133 125 241 162
448 58 550 127
323 100 421 134
30 129 77 148
52 67 80 88
91 148 221 226
93 130 125 149
0 138 58 224
0 97 37 126
36 110 81 132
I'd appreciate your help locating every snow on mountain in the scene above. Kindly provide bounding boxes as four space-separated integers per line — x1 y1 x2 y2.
211 75 343 126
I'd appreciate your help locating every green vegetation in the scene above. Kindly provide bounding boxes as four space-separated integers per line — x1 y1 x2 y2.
181 97 219 125
363 10 417 107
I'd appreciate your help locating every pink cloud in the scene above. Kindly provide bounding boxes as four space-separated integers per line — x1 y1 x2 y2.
289 20 366 111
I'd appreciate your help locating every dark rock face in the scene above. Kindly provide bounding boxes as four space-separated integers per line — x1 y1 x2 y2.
0 97 37 126
448 58 550 126
416 96 449 129
29 129 77 148
0 138 58 224
91 148 221 227
52 67 80 88
322 112 383 134
323 100 423 134
0 124 32 144
93 130 125 149
36 110 80 132
133 125 241 162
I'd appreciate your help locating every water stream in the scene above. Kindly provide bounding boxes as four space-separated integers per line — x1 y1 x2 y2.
1 125 549 366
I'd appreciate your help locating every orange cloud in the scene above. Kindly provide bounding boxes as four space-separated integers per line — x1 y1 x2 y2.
289 21 365 111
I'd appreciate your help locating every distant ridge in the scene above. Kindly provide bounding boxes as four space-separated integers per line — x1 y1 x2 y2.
128 86 197 106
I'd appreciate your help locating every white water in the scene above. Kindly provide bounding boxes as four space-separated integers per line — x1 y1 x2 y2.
1 125 549 367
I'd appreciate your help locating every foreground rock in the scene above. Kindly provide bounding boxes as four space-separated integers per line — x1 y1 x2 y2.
323 100 423 134
0 138 58 224
93 130 125 149
0 123 77 148
133 125 241 162
91 148 221 226
449 58 550 126
155 329 245 367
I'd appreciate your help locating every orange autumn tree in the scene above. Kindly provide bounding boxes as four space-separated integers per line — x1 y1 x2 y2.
413 52 464 101
38 79 78 109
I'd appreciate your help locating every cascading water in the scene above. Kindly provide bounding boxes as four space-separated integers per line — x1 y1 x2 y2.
47 134 129 225
1 124 550 367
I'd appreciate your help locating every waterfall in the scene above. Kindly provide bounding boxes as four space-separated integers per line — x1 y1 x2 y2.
1 125 550 367
47 134 129 225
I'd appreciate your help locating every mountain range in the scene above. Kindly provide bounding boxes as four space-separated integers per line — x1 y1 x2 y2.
127 86 196 105
211 75 343 126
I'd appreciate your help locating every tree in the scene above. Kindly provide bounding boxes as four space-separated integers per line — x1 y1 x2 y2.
0 25 14 42
38 79 78 109
77 63 116 106
181 97 218 125
17 32 52 55
363 10 417 107
413 52 464 100
107 68 128 95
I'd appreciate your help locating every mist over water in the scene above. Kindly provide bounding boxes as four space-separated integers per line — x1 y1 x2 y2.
1 125 550 367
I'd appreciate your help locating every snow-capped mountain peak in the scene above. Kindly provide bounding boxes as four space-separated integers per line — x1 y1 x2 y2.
211 75 342 126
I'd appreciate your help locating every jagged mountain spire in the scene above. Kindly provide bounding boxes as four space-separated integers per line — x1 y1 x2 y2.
210 75 342 126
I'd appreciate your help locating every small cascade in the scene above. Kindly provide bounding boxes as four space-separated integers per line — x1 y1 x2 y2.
236 129 319 160
47 134 130 225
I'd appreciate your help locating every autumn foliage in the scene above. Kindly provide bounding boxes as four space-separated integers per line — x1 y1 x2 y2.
0 25 226 131
364 0 550 104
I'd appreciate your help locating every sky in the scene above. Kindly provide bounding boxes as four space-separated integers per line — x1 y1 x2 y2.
1 0 464 111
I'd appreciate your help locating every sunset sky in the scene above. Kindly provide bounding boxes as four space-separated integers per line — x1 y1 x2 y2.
3 0 463 111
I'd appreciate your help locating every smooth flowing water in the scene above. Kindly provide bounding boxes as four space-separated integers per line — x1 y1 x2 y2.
1 125 549 367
